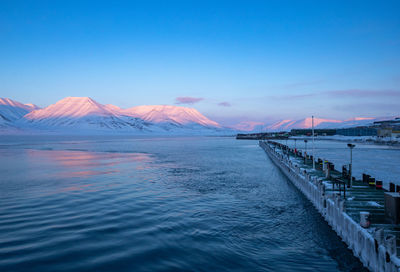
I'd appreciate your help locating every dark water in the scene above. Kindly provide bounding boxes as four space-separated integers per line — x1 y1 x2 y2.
0 136 366 271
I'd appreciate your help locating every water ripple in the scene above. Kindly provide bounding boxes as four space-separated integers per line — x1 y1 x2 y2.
0 137 366 271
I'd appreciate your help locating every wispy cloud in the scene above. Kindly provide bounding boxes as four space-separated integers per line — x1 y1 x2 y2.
175 96 204 105
325 89 400 97
333 102 400 112
218 102 231 107
268 89 400 100
268 93 316 100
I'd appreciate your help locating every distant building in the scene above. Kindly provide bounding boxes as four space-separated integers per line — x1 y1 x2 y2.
290 129 336 136
377 128 392 137
392 130 400 139
336 127 377 136
236 131 289 140
373 118 400 128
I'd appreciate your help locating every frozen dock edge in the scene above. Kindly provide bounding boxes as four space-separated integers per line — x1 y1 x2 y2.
259 140 400 272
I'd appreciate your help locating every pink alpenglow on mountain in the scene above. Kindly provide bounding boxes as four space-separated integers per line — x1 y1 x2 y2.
267 120 297 131
267 117 342 131
23 103 40 111
232 121 265 132
265 117 380 131
0 96 396 134
17 97 225 133
124 105 221 128
25 97 116 120
104 104 123 115
299 117 342 128
346 117 375 121
0 98 37 111
23 97 149 130
0 97 39 121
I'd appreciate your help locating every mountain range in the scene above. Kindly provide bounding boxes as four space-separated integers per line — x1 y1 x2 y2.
0 97 228 134
236 116 393 132
1 96 396 134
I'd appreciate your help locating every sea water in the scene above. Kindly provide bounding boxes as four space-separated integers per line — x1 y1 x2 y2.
0 136 366 271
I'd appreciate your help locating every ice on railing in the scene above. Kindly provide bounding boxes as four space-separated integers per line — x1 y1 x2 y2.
367 201 383 207
260 141 400 272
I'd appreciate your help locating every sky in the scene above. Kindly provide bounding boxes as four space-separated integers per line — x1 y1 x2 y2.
0 0 399 126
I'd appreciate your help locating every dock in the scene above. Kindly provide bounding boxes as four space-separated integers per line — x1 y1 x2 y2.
260 140 400 272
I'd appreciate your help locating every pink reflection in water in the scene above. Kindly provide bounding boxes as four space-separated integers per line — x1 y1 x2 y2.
26 149 154 178
60 183 93 193
63 170 119 178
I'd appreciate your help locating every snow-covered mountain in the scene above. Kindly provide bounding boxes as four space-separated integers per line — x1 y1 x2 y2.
231 116 394 132
2 96 227 134
267 117 342 131
265 117 381 131
0 98 39 122
22 97 150 131
123 105 221 130
104 104 123 115
0 98 39 129
4 95 389 135
329 117 378 128
230 121 265 132
0 114 11 128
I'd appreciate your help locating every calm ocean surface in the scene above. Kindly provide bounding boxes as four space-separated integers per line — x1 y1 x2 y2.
0 136 366 272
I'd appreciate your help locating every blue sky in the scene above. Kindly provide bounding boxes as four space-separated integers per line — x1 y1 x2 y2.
1 0 399 125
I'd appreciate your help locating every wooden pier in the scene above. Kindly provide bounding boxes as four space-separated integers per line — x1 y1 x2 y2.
260 140 400 272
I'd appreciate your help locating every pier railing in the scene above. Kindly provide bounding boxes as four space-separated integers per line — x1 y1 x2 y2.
259 140 400 272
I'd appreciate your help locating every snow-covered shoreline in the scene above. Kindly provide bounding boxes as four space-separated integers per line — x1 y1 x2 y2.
290 135 400 146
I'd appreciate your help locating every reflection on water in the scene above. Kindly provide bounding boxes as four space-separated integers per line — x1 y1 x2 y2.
59 184 94 193
25 149 154 178
0 136 367 272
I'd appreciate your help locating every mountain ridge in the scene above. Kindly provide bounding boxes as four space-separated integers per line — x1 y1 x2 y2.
1 97 228 134
123 105 221 128
0 98 40 129
2 96 395 134
233 116 395 132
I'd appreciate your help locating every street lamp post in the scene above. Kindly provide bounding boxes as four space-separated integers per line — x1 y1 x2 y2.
304 139 308 163
347 143 356 187
304 139 308 154
312 116 315 170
